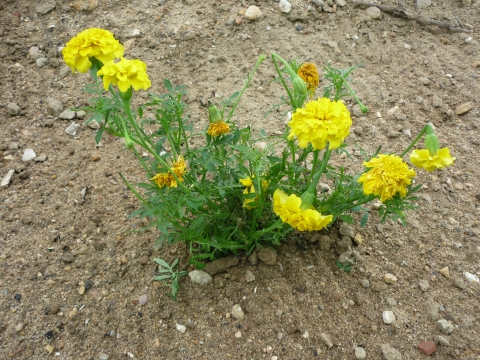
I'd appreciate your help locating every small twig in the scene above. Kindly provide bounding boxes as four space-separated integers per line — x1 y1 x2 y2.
453 14 466 29
353 1 472 33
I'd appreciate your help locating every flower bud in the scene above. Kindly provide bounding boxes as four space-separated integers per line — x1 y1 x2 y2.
425 123 439 156
208 104 222 123
124 131 135 149
292 76 307 96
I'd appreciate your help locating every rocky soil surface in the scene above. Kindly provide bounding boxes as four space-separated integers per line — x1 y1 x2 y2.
1 0 480 359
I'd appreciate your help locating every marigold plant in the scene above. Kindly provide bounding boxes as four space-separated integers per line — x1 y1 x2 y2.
67 28 456 267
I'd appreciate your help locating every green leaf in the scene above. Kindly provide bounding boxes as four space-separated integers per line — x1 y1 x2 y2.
171 258 179 269
360 212 369 227
339 215 353 224
164 78 173 92
94 128 104 145
153 275 172 281
153 258 171 269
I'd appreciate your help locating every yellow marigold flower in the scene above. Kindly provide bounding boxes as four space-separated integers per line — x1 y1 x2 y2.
240 176 268 209
151 156 187 188
62 28 124 73
97 57 151 92
297 63 319 91
410 148 455 172
273 189 333 231
207 121 230 137
357 154 416 202
288 98 352 150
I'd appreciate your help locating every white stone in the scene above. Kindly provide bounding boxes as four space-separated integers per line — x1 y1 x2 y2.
36 58 48 67
231 304 244 320
132 29 141 37
438 319 454 334
279 0 292 13
417 0 431 7
245 6 262 20
404 44 411 50
176 323 186 333
387 106 399 116
336 0 346 7
384 273 398 284
66 122 81 136
1 170 15 187
382 311 396 324
22 148 36 162
59 109 76 120
188 270 213 286
464 272 479 283
355 346 366 359
365 6 381 19
234 331 242 338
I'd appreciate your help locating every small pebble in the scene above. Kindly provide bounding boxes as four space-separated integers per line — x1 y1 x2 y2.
382 310 396 324
439 267 449 278
355 346 366 359
438 319 454 334
235 330 242 338
384 273 397 284
245 6 262 20
139 294 147 306
176 323 186 333
365 6 381 19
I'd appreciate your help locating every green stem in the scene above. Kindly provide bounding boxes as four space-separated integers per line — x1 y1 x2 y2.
271 54 296 109
306 149 320 185
400 125 427 158
227 55 266 121
306 146 332 194
122 98 189 193
288 139 297 183
118 172 151 209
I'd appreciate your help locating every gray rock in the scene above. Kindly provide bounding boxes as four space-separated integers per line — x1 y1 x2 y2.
438 319 454 334
245 270 255 283
419 77 431 86
61 252 75 263
34 154 48 162
257 247 277 265
279 0 292 13
59 109 76 120
336 236 352 254
338 249 353 264
59 66 71 79
1 170 15 187
6 103 20 116
188 270 213 286
320 333 333 348
203 256 239 275
36 57 49 67
386 297 397 307
29 46 45 60
247 251 258 265
76 110 87 119
231 304 244 320
15 323 24 332
381 344 402 360
47 97 64 115
339 224 355 239
360 278 370 288
365 6 381 19
22 149 36 162
36 1 57 15
382 311 396 324
419 280 430 291
355 347 366 359
65 122 81 136
352 104 363 117
99 354 109 360
336 0 346 6
416 0 431 7
8 142 18 150
310 0 325 6
319 235 335 251
433 335 450 346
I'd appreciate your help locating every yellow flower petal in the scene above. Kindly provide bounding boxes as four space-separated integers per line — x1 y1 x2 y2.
410 148 455 172
62 28 124 73
151 156 187 188
97 57 151 92
297 63 319 91
273 189 332 231
288 98 352 150
207 121 230 137
357 154 416 202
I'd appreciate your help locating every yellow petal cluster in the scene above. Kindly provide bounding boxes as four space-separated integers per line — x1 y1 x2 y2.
97 57 151 92
207 121 230 137
240 176 268 209
357 154 416 202
273 189 333 231
62 28 124 73
410 148 455 172
297 63 319 91
151 156 187 188
288 98 352 150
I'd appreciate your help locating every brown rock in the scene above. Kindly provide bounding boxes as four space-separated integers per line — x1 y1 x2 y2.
71 0 99 11
418 341 437 355
137 256 149 265
455 102 474 115
203 256 239 275
257 248 277 265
